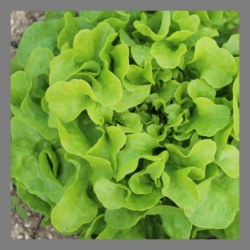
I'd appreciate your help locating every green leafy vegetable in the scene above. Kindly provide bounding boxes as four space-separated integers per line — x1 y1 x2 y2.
11 10 239 240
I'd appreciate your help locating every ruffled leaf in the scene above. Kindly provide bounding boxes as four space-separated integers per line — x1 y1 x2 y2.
188 37 237 88
17 20 60 67
185 170 239 229
184 97 231 136
51 165 98 233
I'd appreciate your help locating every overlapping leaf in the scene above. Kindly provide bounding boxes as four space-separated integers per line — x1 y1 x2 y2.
188 37 237 88
11 10 240 239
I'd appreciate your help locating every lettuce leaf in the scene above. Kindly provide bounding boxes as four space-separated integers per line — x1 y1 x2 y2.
11 10 239 239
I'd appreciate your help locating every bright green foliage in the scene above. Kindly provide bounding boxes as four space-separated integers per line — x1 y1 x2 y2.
11 10 239 239
188 37 237 88
222 34 239 56
184 97 231 136
185 169 239 229
11 59 23 75
207 210 239 239
213 119 239 178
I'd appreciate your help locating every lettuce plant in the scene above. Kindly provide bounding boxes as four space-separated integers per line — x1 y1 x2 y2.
10 10 240 239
